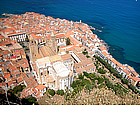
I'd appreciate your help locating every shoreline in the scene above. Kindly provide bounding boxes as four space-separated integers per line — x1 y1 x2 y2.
1 13 139 74
90 24 140 75
1 12 139 75
0 12 140 91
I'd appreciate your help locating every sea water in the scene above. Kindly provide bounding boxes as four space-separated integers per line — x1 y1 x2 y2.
0 0 140 73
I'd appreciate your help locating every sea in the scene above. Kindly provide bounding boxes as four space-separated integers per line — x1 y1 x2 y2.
0 0 140 73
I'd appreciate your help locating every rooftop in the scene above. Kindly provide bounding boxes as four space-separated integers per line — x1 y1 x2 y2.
53 61 69 77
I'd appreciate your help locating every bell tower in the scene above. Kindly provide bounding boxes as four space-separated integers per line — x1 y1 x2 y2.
29 35 38 62
51 31 57 53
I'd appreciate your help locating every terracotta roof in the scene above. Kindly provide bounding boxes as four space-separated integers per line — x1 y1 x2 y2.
3 50 11 56
76 53 87 61
56 33 65 38
35 84 46 90
20 87 34 98
4 73 11 79
123 69 131 75
17 76 23 83
128 76 140 82
102 51 110 57
0 34 5 40
110 58 123 67
99 46 107 51
7 80 14 86
75 67 86 74
74 62 83 69
61 54 72 61
18 58 29 68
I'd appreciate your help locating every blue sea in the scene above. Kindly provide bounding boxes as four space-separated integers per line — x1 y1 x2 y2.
0 0 140 73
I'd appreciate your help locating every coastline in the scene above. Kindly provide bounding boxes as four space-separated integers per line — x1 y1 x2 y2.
1 12 140 74
1 12 139 75
90 23 140 75
0 13 140 74
0 12 140 90
0 0 140 73
0 11 140 103
88 23 139 75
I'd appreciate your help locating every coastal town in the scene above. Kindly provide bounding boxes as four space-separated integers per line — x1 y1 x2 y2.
0 12 140 104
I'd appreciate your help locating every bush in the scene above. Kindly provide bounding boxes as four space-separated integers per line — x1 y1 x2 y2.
57 90 64 96
71 80 81 89
83 71 89 77
27 96 37 104
104 77 113 89
98 68 106 74
86 55 90 58
121 78 129 85
97 77 104 84
48 89 55 96
78 74 84 80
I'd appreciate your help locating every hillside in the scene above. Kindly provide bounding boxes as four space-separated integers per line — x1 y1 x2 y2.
38 57 140 105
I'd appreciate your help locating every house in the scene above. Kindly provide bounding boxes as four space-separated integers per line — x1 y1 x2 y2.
34 84 46 98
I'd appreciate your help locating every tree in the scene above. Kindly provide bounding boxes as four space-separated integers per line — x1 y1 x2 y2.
57 90 64 96
121 78 129 85
78 74 84 80
66 38 71 45
48 89 55 96
97 77 104 85
82 49 88 55
85 83 93 94
83 71 89 77
97 68 106 74
22 96 38 105
8 84 26 95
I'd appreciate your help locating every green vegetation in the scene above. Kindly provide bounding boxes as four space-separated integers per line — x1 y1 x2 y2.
66 37 71 45
82 48 90 58
57 89 65 96
6 85 39 105
22 96 38 105
95 56 121 78
121 78 129 85
128 84 139 94
82 48 88 55
71 71 129 97
8 84 26 97
97 68 106 74
86 55 90 58
94 56 139 94
48 89 55 96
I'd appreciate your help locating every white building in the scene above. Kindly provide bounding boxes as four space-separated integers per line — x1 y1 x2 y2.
34 55 73 91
